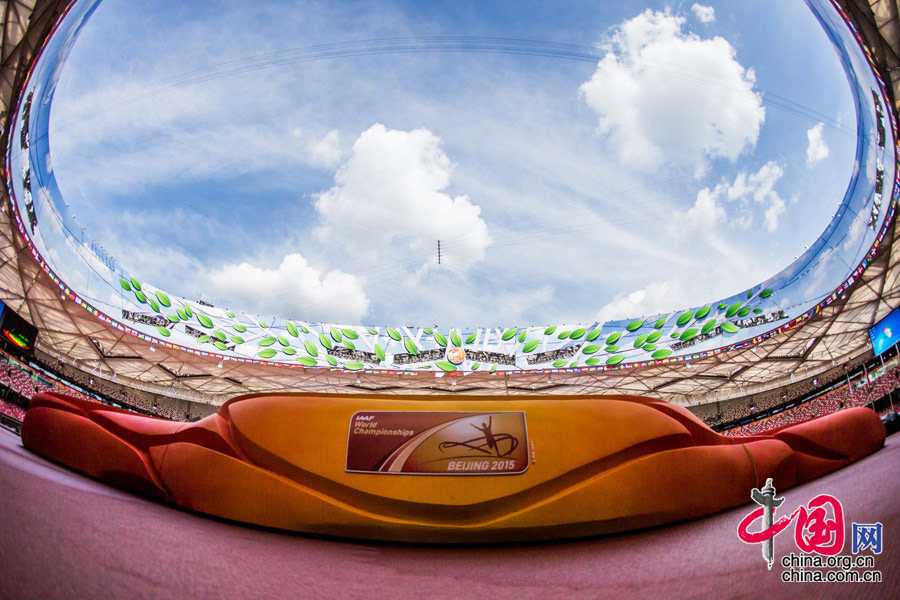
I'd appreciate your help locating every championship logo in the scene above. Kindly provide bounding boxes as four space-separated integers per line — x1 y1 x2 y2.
346 411 529 475
447 347 466 365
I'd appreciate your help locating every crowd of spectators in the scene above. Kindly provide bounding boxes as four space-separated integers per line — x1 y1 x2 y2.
0 349 208 423
691 354 873 427
723 364 900 436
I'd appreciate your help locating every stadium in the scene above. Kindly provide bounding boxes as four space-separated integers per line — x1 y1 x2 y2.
0 0 899 597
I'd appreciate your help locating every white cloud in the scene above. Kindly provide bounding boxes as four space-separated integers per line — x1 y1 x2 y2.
206 253 369 323
691 4 716 23
579 9 764 174
688 161 787 233
307 129 342 167
314 124 491 270
595 281 688 323
806 122 829 167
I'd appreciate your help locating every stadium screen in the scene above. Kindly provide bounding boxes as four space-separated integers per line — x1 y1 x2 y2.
0 303 37 352
868 307 900 357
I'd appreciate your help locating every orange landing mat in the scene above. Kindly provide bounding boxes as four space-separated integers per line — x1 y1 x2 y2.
21 392 884 542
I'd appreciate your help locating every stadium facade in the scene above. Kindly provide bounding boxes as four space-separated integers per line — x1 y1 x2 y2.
1 0 900 411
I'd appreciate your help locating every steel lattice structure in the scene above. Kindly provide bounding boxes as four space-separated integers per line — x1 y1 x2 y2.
0 0 899 408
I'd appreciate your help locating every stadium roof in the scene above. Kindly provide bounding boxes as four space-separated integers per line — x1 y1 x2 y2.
1 0 900 407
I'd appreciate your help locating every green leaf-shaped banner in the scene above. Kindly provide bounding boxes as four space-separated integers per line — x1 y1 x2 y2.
726 302 743 318
679 328 698 341
344 362 364 371
676 311 694 326
465 332 477 344
544 326 557 335
258 337 276 347
157 327 170 337
654 317 667 329
760 288 773 298
374 344 386 362
501 328 518 341
606 331 622 345
286 321 299 337
297 356 317 367
738 307 751 317
646 331 662 343
277 336 289 347
119 279 131 292
304 340 318 357
695 306 711 319
721 322 739 333
148 299 160 313
435 361 457 372
651 349 672 359
130 277 141 291
626 320 644 332
156 291 171 308
522 339 539 353
342 328 359 340
557 331 571 339
319 334 333 350
633 333 649 348
230 336 244 344
213 331 226 341
326 355 338 366
197 314 214 329
258 349 277 359
434 332 447 347
387 328 402 341
570 328 587 340
134 290 147 304
586 328 602 341
233 324 247 333
582 345 601 355
701 320 717 335
517 330 527 343
330 327 342 343
404 338 419 355
450 331 462 347
606 355 624 365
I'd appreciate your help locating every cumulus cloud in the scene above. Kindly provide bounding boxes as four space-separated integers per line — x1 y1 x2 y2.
315 123 490 270
307 129 342 167
579 9 764 174
691 4 716 23
595 280 693 323
685 161 787 233
206 253 369 322
806 123 829 167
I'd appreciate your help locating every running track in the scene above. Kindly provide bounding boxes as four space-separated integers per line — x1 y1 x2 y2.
1 427 897 599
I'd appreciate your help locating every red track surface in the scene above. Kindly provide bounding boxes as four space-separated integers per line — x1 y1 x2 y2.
1 427 898 599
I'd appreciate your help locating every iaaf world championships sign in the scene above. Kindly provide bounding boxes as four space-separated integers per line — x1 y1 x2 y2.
346 411 529 475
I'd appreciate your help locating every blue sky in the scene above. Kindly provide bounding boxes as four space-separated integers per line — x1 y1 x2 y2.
48 0 856 328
